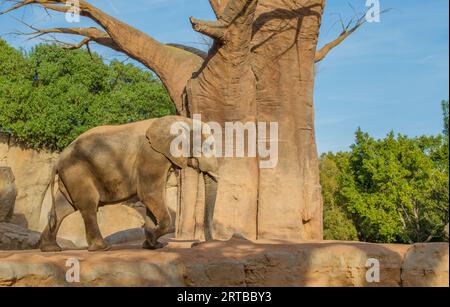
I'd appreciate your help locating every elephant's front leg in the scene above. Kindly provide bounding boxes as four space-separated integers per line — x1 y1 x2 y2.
141 195 173 250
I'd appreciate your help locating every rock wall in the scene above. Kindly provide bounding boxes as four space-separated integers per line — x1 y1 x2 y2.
0 223 41 250
0 133 58 231
0 239 447 287
0 167 16 222
0 222 76 251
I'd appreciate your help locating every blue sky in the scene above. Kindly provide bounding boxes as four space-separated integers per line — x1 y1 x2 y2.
0 0 448 153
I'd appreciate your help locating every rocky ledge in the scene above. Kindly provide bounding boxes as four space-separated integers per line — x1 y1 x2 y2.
0 237 448 287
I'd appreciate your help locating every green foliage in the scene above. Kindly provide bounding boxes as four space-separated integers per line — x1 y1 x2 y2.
321 123 449 243
0 40 174 150
321 103 449 244
320 153 359 241
323 206 359 241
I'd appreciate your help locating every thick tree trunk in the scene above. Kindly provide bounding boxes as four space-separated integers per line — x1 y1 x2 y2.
251 0 324 240
181 0 260 240
177 0 324 241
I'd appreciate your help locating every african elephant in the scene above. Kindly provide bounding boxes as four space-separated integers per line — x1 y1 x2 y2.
40 116 219 252
0 167 17 222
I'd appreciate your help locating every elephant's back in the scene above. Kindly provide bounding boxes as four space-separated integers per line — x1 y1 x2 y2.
75 119 156 140
63 119 155 151
55 119 158 202
57 119 157 171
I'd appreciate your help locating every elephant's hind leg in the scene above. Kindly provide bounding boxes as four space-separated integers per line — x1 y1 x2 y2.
66 175 110 252
40 190 75 252
77 196 111 252
141 195 174 250
80 206 111 252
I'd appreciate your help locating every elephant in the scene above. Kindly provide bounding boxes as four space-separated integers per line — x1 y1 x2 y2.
39 116 219 252
0 167 17 222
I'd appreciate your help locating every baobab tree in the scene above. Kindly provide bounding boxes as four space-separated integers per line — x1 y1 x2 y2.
0 0 371 241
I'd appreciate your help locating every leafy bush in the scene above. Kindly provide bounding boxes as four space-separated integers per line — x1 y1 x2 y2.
0 40 174 150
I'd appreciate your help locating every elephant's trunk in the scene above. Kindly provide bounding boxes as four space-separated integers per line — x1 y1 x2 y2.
203 172 218 241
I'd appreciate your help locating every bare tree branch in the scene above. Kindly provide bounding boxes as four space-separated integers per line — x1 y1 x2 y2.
315 13 366 63
37 36 90 50
62 37 90 50
315 8 390 63
10 17 122 52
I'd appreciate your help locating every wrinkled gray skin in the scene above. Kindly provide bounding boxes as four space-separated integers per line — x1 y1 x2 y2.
0 167 16 222
40 116 219 252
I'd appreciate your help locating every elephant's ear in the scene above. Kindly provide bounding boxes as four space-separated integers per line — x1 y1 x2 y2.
146 116 191 169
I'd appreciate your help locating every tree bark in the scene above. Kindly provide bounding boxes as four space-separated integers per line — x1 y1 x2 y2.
249 0 324 240
183 0 260 240
175 0 324 240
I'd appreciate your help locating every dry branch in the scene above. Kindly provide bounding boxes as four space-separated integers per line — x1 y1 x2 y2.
315 8 390 63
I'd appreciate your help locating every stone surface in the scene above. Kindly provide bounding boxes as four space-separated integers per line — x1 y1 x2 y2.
0 222 75 251
104 228 145 245
0 133 58 231
0 238 447 287
401 243 449 287
58 205 145 248
0 167 17 222
0 223 40 250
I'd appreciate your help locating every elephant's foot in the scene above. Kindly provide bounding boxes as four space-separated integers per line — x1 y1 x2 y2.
40 242 62 253
88 240 111 252
142 240 166 250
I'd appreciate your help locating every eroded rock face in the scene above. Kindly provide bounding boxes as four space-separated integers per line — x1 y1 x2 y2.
0 167 16 222
0 134 58 230
0 223 77 251
104 228 145 246
0 223 40 250
0 239 447 287
402 243 449 287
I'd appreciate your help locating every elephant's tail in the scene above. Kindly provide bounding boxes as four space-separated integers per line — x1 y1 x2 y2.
47 166 58 232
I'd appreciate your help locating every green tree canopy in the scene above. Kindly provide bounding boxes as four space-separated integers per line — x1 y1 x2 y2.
321 120 449 243
0 40 174 150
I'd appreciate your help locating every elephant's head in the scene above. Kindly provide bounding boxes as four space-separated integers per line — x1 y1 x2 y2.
146 116 219 241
